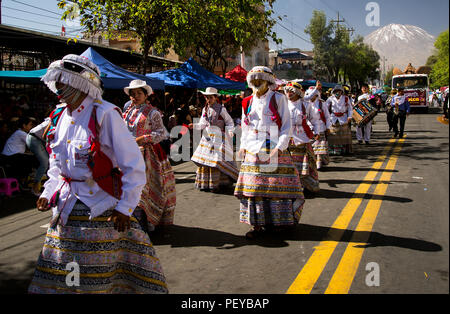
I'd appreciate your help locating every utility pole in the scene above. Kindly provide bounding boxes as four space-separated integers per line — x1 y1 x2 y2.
0 0 2 24
331 12 345 33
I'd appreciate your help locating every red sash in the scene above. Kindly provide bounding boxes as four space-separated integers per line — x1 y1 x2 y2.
301 103 315 139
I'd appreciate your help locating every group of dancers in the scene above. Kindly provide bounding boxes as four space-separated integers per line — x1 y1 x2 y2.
26 55 378 294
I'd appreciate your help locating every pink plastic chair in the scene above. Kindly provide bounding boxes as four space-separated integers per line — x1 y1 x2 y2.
0 178 20 197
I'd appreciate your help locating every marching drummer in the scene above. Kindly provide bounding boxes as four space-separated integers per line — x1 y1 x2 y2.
356 83 374 145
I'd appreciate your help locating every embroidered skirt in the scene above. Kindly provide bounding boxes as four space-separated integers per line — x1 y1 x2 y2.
28 202 168 294
195 166 233 190
328 123 353 155
191 134 239 187
289 142 320 193
140 145 176 228
234 146 305 227
312 133 330 169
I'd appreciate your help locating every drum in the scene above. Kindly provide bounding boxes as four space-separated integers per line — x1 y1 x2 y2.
352 100 378 126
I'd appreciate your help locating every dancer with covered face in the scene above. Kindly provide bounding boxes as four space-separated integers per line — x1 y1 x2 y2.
234 66 305 239
304 86 331 170
190 87 238 192
325 85 353 156
28 55 168 294
284 81 321 194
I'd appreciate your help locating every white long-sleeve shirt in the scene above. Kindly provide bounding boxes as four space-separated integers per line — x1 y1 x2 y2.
288 99 314 145
41 96 146 225
193 103 235 133
240 90 291 154
325 95 353 125
307 98 331 134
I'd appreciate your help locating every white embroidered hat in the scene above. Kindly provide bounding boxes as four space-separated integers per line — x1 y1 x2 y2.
42 54 103 99
124 79 153 96
305 86 320 98
200 87 219 96
247 66 277 90
284 81 304 96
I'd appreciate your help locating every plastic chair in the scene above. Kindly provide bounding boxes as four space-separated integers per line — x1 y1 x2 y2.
0 178 20 197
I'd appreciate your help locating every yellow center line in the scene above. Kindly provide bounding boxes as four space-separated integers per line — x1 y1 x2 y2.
324 137 406 294
286 138 398 294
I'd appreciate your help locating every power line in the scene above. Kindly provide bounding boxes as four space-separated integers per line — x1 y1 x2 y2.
277 21 312 44
3 5 62 21
3 14 66 29
9 0 61 16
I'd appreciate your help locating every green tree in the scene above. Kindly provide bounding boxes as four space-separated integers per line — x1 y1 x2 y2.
58 0 173 74
58 0 280 75
163 0 280 74
430 29 449 89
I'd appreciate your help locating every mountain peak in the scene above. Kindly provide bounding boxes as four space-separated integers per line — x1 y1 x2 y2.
364 24 435 70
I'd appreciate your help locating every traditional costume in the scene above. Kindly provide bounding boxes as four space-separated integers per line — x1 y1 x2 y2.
325 85 353 155
356 88 373 144
191 87 239 192
234 67 304 237
28 55 168 294
304 87 331 170
123 80 176 230
284 82 320 193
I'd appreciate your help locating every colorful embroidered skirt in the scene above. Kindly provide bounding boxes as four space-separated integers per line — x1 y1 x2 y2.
140 145 176 228
28 202 168 294
328 123 353 155
234 146 305 227
191 134 239 184
289 142 320 193
312 133 330 169
195 166 233 190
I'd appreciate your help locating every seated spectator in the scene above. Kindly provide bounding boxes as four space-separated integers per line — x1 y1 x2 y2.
1 117 39 190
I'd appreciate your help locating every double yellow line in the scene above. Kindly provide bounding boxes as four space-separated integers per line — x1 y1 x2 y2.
287 137 406 294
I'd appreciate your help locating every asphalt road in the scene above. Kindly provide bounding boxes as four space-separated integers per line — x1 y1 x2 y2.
0 107 448 294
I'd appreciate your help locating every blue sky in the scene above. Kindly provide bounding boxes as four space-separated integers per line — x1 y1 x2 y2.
270 0 449 50
1 0 449 51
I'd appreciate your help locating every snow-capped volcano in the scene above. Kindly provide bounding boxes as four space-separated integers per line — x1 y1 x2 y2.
364 24 435 70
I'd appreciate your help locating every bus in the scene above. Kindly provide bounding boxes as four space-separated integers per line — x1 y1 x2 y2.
392 74 430 112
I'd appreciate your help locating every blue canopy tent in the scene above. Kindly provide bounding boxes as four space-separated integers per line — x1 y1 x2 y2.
80 47 164 90
0 48 165 90
297 80 338 90
146 58 246 90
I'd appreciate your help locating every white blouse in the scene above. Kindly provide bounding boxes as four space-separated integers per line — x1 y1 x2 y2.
325 95 353 125
41 96 146 226
288 99 315 145
306 98 331 134
240 90 292 154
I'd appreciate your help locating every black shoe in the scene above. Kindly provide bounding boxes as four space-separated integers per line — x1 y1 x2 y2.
358 140 363 144
365 141 370 145
394 132 399 138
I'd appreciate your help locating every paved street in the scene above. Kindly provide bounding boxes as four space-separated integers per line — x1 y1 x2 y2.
0 108 448 294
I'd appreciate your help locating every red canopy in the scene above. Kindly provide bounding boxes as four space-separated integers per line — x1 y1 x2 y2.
225 65 248 83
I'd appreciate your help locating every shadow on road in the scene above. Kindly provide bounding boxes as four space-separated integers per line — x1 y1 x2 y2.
150 224 442 252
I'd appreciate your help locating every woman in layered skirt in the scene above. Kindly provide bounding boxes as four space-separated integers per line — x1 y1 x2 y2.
304 87 331 170
284 82 320 194
190 87 239 192
235 67 305 239
28 204 168 294
123 80 176 231
325 85 353 156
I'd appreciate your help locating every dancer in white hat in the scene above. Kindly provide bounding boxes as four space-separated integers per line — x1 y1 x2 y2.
123 79 176 233
28 55 168 294
325 85 353 155
234 66 305 239
304 86 331 170
284 81 320 195
190 87 239 192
